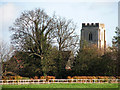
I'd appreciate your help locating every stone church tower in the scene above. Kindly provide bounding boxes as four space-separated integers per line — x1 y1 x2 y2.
80 23 106 49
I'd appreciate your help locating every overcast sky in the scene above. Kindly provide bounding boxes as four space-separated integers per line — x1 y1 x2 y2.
0 0 119 46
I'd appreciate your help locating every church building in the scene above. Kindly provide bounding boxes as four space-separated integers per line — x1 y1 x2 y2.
80 23 106 50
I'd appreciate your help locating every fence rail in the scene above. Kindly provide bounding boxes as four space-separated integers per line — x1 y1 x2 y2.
0 79 119 85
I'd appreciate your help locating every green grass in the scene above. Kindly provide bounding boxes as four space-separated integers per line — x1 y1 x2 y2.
1 83 118 88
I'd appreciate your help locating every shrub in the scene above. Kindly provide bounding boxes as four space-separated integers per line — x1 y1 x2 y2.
40 76 55 79
67 76 71 79
34 76 38 79
70 76 117 80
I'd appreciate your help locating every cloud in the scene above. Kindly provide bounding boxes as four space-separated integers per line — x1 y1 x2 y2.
0 3 17 42
0 3 17 23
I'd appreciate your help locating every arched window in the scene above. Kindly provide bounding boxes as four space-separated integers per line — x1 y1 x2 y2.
89 32 92 41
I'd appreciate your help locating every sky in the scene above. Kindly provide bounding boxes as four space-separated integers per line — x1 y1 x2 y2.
0 0 119 46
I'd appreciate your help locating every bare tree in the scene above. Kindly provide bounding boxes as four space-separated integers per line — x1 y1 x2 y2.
0 41 14 63
10 8 56 59
9 8 57 76
0 41 14 79
9 8 79 77
54 16 79 52
52 16 78 78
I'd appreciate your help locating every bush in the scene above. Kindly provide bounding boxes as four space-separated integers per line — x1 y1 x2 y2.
67 76 71 79
40 76 55 79
2 76 24 80
34 76 38 79
68 76 117 80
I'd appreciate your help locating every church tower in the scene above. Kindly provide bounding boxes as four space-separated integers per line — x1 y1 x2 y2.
80 23 106 49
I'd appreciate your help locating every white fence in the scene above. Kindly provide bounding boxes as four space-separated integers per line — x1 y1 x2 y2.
0 79 119 85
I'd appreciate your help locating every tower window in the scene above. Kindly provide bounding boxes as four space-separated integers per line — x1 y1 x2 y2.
89 32 92 41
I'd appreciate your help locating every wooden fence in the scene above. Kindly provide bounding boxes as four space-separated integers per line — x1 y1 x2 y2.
0 79 119 85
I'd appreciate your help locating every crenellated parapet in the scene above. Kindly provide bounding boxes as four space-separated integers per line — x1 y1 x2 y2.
82 23 104 28
81 22 106 51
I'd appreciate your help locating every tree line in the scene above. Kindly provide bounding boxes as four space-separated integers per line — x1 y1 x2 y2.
1 8 120 79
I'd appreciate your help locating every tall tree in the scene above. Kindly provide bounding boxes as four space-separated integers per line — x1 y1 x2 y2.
0 42 14 62
0 41 14 79
9 8 56 76
10 8 55 58
54 17 79 52
53 17 78 78
112 27 120 76
112 27 120 49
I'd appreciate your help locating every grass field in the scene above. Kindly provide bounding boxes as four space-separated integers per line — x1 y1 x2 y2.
1 83 119 88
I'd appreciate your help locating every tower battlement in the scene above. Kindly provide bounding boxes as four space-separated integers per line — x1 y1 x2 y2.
82 23 105 28
81 23 106 50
